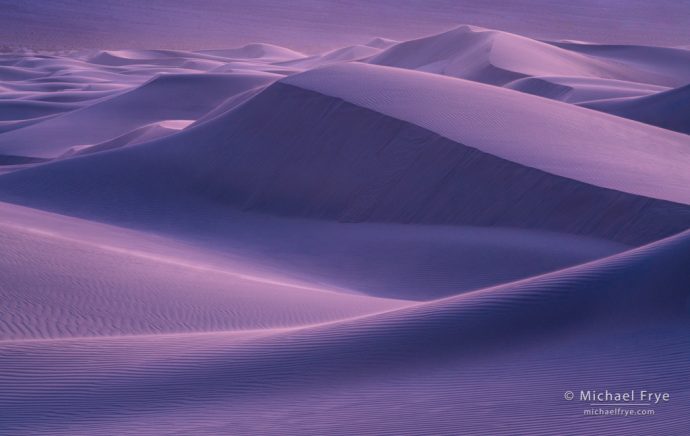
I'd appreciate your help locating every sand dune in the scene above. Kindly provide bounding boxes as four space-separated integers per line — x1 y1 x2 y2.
87 50 202 67
1 224 687 434
0 72 276 158
369 26 690 109
582 84 690 134
60 120 193 157
198 43 305 61
505 76 667 103
0 67 688 247
0 115 61 135
550 41 690 87
369 25 690 87
370 25 621 84
0 85 686 246
0 99 80 121
283 63 690 205
0 202 406 340
1 200 629 302
1 22 689 435
278 44 382 69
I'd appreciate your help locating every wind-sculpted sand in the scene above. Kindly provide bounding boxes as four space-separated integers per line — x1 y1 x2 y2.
1 22 689 435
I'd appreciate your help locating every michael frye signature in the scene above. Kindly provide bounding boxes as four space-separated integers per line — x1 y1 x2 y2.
563 389 670 417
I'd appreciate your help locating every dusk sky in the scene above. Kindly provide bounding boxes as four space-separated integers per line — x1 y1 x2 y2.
2 0 689 52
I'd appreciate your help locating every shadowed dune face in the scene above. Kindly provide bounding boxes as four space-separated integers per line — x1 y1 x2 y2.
581 84 690 134
1 18 690 435
281 64 690 203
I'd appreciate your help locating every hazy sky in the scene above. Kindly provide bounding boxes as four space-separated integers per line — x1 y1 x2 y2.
2 0 689 52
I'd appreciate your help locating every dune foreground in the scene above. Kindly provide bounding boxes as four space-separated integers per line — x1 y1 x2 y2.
1 22 689 435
